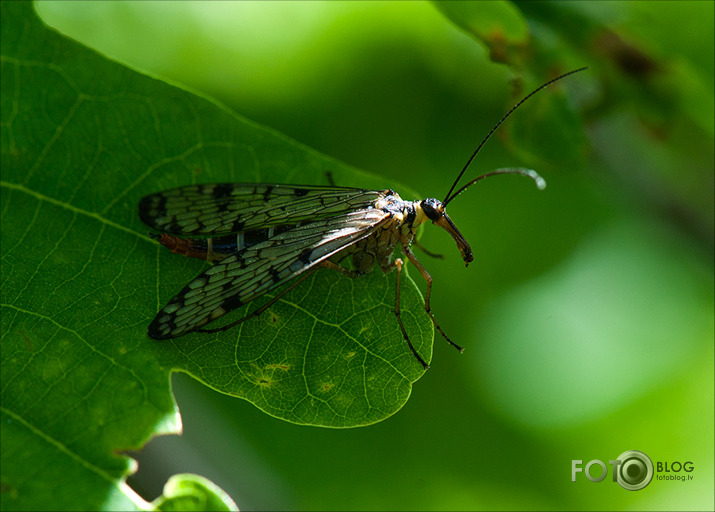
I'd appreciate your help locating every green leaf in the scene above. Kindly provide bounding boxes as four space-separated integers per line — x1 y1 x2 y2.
151 474 238 512
432 2 589 170
161 267 431 426
433 1 530 65
0 2 431 510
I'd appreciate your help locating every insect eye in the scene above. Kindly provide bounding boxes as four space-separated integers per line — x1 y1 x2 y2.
420 198 443 221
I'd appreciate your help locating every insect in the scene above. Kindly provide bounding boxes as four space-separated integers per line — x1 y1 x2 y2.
139 68 586 369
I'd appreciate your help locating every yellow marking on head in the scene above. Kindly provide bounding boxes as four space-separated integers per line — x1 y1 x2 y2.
413 201 430 227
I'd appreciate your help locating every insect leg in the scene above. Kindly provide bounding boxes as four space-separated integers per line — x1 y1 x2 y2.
412 239 445 260
318 259 360 278
403 246 464 353
196 269 318 334
393 258 430 370
324 171 336 187
323 258 429 369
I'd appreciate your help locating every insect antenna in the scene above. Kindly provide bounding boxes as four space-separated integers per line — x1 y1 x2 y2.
445 167 547 206
442 67 587 206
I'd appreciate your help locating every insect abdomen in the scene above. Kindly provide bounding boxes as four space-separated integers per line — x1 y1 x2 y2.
151 224 306 262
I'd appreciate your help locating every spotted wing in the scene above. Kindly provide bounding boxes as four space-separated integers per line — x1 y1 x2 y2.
139 183 385 235
149 208 392 339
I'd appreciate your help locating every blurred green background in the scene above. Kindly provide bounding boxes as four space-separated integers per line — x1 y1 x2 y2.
36 1 713 510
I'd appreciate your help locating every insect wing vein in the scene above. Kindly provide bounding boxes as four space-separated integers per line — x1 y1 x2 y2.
148 207 391 339
139 183 385 235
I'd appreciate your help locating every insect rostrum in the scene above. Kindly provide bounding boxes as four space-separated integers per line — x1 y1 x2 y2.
139 69 585 369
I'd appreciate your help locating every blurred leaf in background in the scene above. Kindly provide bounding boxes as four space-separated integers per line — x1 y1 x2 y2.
5 1 713 511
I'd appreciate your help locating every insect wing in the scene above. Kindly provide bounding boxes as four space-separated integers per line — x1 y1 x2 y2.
149 208 391 339
139 183 384 235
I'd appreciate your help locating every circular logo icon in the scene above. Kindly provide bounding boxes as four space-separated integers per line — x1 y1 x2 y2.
615 450 654 491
